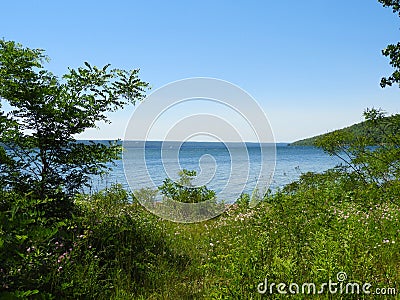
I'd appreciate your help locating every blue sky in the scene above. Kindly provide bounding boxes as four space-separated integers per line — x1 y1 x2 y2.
1 0 399 142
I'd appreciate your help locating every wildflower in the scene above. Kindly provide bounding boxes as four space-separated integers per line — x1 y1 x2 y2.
210 242 214 247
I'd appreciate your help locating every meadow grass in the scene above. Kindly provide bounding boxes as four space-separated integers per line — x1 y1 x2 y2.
1 171 399 299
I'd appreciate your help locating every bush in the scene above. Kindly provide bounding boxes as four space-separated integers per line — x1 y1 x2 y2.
0 185 186 299
0 191 73 298
159 169 216 203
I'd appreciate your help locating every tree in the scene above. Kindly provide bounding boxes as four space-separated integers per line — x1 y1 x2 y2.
0 40 148 206
379 0 400 88
314 108 400 184
158 169 216 203
314 1 400 188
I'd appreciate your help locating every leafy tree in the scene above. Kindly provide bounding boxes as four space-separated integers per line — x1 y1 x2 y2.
379 0 400 88
315 108 400 184
0 40 148 207
315 1 400 187
159 169 216 203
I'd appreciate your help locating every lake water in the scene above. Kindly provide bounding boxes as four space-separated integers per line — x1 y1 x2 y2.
87 141 342 203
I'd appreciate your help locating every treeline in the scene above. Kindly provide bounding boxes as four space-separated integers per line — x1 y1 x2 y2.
291 112 400 146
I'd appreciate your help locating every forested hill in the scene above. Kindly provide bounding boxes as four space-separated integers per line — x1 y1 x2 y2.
290 114 400 146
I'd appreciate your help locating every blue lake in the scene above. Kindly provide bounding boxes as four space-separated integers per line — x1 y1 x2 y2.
86 141 342 202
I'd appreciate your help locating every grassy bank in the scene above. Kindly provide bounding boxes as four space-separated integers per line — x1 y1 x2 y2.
1 170 399 299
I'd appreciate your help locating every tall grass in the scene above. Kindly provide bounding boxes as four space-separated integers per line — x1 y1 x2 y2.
1 171 399 299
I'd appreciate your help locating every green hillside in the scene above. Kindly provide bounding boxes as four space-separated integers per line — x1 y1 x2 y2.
291 114 400 146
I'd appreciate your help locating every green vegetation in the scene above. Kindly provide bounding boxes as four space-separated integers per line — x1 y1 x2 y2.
2 173 399 298
291 112 400 146
1 0 400 298
133 170 224 223
159 169 216 204
314 108 400 185
0 39 148 210
379 0 400 88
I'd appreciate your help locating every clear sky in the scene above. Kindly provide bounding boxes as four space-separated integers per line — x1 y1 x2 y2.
1 0 399 142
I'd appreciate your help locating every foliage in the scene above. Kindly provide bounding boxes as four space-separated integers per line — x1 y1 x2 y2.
379 0 400 88
2 174 400 298
0 190 72 298
190 172 400 298
2 1 400 297
314 109 400 186
145 171 400 298
158 169 216 203
379 0 400 14
50 184 180 299
235 193 250 209
0 40 148 205
312 0 400 186
291 112 400 146
0 185 185 299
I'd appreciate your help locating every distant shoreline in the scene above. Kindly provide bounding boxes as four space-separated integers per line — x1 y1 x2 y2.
76 140 290 146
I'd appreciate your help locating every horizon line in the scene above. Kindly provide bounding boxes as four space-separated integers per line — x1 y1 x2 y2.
75 139 291 144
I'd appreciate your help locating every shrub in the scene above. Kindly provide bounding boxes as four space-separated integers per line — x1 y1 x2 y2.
158 169 216 204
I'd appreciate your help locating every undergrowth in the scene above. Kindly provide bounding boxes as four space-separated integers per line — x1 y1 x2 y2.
1 171 399 299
